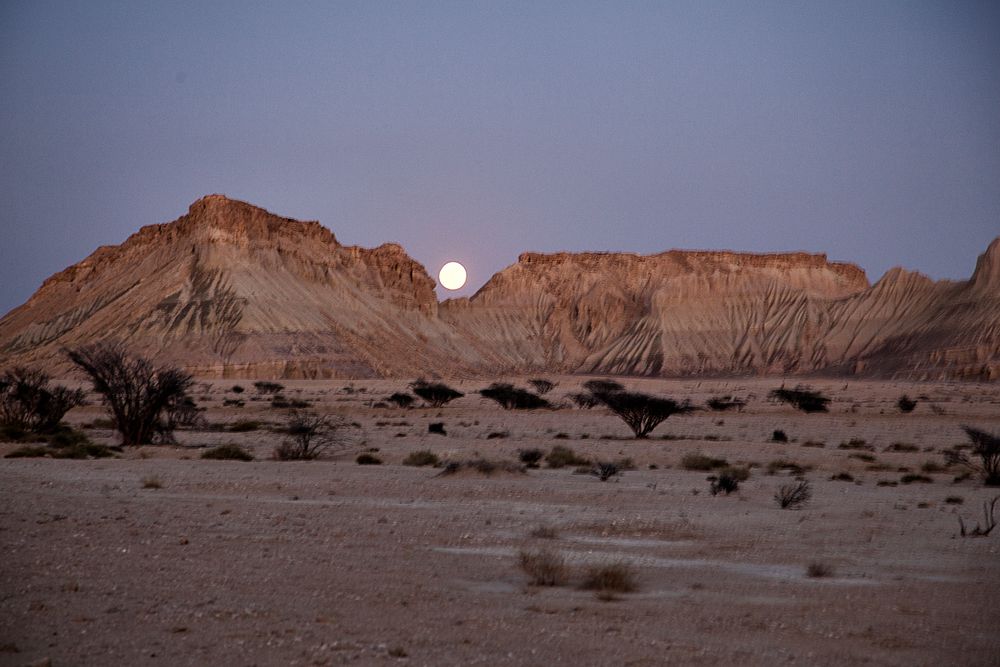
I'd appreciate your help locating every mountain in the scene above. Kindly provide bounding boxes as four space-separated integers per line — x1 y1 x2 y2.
1 195 996 380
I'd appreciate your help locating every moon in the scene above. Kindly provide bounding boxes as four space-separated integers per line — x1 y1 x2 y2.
438 261 467 290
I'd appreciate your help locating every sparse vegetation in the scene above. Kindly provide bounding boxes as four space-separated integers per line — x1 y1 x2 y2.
402 450 439 467
707 396 746 412
771 429 788 442
775 480 811 509
519 549 569 586
568 392 600 409
66 343 194 447
806 562 833 578
228 419 262 432
0 367 85 434
518 448 545 467
957 496 997 537
945 426 1000 486
253 381 284 395
709 468 746 495
356 453 382 465
582 379 624 394
830 472 854 482
546 445 589 468
838 438 873 451
201 444 254 461
428 422 447 435
580 562 637 594
769 386 830 413
410 380 463 407
272 411 342 460
530 526 558 539
591 461 620 481
681 453 728 471
886 442 919 453
141 475 163 489
528 379 556 395
766 459 810 475
897 395 917 413
592 390 694 438
900 474 933 484
386 392 415 409
479 383 551 410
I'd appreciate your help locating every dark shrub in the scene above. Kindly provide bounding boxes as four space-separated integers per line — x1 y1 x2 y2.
568 392 600 409
681 453 728 471
775 481 811 509
479 383 550 410
201 444 254 461
830 472 854 482
591 462 620 481
403 450 439 467
253 381 284 394
946 426 1000 486
428 422 447 435
897 395 917 413
709 468 746 495
593 390 694 438
387 392 415 409
66 343 193 447
0 367 85 433
707 396 746 412
273 411 342 460
356 453 382 465
228 420 262 432
900 474 933 484
583 379 624 394
519 549 568 586
528 379 556 395
411 380 463 407
769 387 830 413
580 563 637 594
546 445 589 468
230 385 245 394
518 448 545 467
772 429 788 442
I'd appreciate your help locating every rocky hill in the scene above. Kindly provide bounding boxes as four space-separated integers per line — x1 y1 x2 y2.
1 195 996 380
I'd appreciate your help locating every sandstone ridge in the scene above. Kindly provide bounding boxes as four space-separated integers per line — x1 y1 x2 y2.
1 196 996 380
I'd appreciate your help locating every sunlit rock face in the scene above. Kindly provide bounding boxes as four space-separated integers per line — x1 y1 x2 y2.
1 196 997 380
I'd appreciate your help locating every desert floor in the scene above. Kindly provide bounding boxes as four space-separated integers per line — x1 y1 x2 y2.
2 376 999 666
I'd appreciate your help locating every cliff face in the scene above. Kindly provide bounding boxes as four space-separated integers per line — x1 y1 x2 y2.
1 195 996 380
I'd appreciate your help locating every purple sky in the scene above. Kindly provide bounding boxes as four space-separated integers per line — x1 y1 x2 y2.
1 1 998 314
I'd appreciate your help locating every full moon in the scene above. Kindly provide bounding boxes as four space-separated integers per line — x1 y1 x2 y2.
438 261 467 290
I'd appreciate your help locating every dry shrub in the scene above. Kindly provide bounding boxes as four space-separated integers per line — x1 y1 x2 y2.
519 549 568 586
806 562 834 578
775 480 811 509
201 444 253 461
402 450 439 467
581 562 638 594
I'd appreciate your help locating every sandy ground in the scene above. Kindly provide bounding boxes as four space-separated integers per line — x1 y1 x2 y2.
2 376 999 666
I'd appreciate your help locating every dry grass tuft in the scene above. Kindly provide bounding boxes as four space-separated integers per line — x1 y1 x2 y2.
519 549 569 586
581 562 638 594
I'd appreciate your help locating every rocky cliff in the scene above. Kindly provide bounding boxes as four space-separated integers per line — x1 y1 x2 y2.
1 196 996 380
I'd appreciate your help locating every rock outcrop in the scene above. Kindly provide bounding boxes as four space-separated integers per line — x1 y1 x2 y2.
1 195 996 380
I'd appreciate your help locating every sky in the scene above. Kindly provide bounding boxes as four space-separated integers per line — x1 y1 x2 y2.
1 1 998 315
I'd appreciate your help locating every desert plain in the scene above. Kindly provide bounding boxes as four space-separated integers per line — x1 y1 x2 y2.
1 375 999 666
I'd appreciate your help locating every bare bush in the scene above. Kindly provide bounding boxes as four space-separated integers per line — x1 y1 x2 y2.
410 380 463 407
273 411 343 460
591 461 619 481
0 367 85 433
253 381 284 394
593 390 694 438
957 496 998 537
775 480 812 509
769 386 830 413
66 343 193 447
946 426 1000 486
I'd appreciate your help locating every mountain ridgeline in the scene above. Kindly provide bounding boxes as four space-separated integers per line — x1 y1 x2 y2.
1 195 997 380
